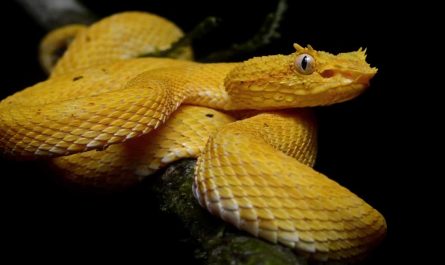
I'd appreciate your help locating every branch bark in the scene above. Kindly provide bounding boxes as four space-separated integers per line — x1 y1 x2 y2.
152 159 307 265
15 0 96 30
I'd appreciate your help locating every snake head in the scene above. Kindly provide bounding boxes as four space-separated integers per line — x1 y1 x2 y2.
225 43 378 109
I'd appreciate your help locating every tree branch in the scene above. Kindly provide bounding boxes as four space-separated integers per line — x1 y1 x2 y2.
152 159 307 265
15 0 96 30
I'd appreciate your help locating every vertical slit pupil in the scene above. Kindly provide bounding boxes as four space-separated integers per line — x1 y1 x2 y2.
301 56 308 70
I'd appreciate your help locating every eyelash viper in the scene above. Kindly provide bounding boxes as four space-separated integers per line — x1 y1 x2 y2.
0 12 386 261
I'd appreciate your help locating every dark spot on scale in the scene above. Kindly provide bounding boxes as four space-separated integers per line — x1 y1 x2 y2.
264 123 269 127
72 76 83 81
98 145 108 151
206 113 214 118
85 36 91 42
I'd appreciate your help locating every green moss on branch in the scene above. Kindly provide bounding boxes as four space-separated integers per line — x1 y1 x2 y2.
151 159 307 265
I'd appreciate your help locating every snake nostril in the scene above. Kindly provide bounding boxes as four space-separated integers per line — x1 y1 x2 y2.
321 70 335 78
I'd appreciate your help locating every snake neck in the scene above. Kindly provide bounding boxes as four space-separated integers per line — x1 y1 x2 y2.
142 62 241 110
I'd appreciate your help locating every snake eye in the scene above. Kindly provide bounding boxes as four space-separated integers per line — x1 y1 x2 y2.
295 54 315 75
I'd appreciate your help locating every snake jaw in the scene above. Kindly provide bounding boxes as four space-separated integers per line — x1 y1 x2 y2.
320 67 377 86
312 56 378 105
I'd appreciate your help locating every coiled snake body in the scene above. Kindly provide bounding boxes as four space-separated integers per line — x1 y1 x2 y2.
0 12 386 261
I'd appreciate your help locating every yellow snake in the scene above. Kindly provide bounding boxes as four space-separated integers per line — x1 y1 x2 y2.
0 12 386 261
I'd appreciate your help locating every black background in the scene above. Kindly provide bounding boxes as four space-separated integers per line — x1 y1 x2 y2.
0 0 421 264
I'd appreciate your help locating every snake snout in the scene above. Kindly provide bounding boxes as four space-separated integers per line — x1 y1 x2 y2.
320 68 376 86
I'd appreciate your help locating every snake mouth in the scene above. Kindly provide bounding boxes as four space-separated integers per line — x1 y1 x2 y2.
321 69 376 86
